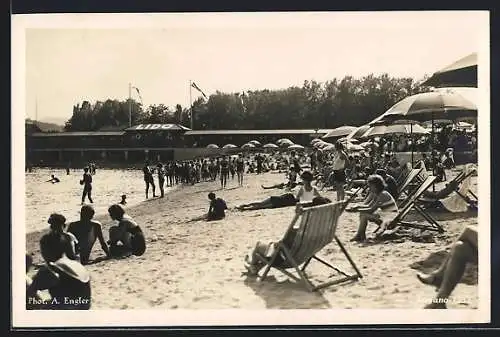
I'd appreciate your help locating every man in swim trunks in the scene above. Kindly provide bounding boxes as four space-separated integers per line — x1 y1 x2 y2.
80 167 93 204
67 205 111 265
220 156 230 189
236 153 245 186
142 161 156 199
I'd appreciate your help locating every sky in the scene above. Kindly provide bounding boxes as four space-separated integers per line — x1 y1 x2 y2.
20 11 486 122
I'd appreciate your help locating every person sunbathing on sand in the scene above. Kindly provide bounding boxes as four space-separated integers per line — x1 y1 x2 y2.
417 225 477 309
243 196 332 275
261 166 300 190
67 205 111 265
26 230 91 310
189 192 228 222
348 174 398 242
238 171 320 211
107 204 146 258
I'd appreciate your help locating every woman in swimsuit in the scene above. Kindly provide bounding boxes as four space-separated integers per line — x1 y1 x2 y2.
349 174 398 242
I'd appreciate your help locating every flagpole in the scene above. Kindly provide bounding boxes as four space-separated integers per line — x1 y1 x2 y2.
128 83 132 127
189 80 193 130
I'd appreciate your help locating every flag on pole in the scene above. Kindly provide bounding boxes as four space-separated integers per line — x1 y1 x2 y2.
191 82 207 99
132 86 143 104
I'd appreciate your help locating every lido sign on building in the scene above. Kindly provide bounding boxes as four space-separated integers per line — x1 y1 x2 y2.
126 124 190 131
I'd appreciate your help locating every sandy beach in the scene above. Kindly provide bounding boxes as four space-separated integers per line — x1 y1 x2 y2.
25 166 478 309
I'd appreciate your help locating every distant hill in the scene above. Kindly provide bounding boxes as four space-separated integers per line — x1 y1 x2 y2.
39 117 68 126
25 118 65 132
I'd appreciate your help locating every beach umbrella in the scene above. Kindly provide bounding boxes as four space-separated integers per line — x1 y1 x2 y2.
346 125 371 140
276 138 293 145
241 143 255 149
362 123 429 138
338 137 359 144
346 143 365 151
222 144 238 149
323 144 336 151
376 91 477 124
322 125 357 139
317 142 333 149
288 144 305 150
422 53 477 88
206 144 219 149
263 143 279 149
249 140 262 146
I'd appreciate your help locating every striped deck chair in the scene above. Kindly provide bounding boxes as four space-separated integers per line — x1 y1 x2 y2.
255 201 362 292
396 162 412 186
385 175 444 233
396 167 424 201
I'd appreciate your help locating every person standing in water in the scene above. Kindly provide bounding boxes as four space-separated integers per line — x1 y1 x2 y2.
80 167 93 204
142 161 156 199
67 205 111 265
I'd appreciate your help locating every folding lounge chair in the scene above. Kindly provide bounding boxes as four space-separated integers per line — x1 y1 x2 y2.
386 175 444 233
254 201 363 292
419 165 477 206
396 167 424 201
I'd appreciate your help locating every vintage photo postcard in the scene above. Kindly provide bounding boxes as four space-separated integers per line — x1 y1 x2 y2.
12 11 490 327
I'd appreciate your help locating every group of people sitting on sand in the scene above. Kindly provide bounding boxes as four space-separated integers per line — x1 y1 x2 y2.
26 204 146 310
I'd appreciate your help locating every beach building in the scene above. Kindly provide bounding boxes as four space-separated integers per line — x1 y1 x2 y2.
25 123 334 165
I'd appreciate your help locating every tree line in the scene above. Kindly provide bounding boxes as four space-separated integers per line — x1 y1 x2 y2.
64 74 430 132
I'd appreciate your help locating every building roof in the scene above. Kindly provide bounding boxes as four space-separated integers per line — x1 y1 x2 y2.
30 131 126 137
183 129 335 136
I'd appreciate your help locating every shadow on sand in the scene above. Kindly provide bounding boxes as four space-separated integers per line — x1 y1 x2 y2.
243 275 332 309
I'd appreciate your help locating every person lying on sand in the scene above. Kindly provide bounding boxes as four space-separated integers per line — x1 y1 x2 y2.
46 174 60 184
261 166 300 190
107 204 146 258
67 205 111 265
237 171 320 211
26 230 91 310
42 213 79 261
243 196 332 275
347 174 398 242
417 225 477 309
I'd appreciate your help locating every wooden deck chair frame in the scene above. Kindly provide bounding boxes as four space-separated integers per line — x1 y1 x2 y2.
396 163 412 186
396 168 424 201
418 166 477 206
254 201 363 292
388 175 444 233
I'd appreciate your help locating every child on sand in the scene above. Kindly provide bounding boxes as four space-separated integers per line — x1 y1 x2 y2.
107 204 146 258
119 194 127 205
67 205 111 265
